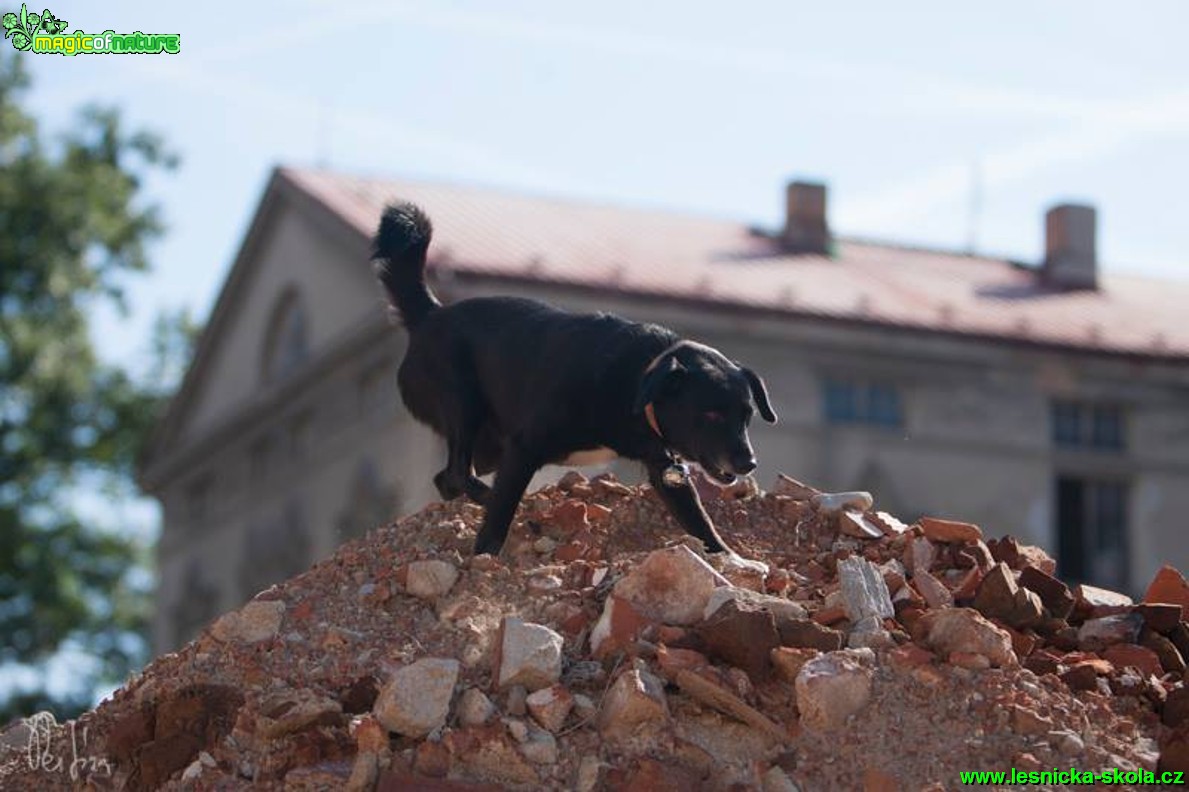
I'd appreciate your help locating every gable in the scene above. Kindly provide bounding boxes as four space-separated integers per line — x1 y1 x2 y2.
146 172 387 470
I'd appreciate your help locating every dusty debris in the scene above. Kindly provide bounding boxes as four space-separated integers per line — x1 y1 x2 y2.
0 471 1182 790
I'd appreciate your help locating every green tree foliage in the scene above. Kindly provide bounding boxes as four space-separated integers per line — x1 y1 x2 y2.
0 50 183 721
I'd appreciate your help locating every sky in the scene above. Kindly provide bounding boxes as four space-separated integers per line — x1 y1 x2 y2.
21 0 1189 370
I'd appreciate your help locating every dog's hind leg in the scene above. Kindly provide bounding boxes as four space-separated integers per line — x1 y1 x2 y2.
645 460 734 555
433 396 493 504
472 439 542 556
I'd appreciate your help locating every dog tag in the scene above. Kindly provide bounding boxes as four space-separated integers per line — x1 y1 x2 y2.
661 462 690 487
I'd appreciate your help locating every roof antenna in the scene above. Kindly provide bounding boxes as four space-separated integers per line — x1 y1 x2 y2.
966 159 983 256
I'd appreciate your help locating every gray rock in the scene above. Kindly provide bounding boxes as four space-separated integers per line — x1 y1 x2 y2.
374 657 460 738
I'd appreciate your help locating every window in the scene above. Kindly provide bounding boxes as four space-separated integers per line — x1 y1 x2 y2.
262 289 310 385
823 378 903 427
1051 400 1125 451
1056 477 1128 591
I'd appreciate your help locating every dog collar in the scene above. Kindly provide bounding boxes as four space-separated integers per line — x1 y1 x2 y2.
644 402 663 438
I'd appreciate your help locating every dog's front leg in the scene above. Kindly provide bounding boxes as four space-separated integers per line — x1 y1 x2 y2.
645 460 733 555
472 441 543 557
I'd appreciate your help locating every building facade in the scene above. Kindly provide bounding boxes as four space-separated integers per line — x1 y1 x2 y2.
138 167 1189 652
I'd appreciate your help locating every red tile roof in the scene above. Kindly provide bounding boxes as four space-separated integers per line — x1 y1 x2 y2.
283 166 1189 359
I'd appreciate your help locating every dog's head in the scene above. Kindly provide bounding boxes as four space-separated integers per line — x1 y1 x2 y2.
633 341 777 485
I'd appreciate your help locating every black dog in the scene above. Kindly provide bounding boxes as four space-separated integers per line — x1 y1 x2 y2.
373 203 777 557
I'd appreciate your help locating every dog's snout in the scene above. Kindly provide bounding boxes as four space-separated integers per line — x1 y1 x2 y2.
733 455 757 475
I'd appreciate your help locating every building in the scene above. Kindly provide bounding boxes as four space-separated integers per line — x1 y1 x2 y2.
138 166 1189 652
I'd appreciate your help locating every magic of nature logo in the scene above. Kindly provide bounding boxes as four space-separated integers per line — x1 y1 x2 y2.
3 4 179 55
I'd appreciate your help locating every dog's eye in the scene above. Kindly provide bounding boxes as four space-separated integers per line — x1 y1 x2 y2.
703 411 725 423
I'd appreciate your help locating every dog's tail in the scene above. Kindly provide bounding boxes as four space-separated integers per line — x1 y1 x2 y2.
372 202 441 332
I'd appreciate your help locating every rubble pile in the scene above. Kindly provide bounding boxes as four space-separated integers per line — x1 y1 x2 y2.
3 471 1187 790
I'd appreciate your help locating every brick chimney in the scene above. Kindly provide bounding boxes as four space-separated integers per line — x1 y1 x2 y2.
1042 203 1098 290
783 180 830 254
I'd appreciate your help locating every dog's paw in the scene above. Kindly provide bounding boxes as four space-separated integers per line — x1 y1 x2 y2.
472 533 504 558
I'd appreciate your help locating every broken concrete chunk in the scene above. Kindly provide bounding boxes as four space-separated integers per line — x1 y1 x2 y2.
1101 643 1162 677
771 647 821 683
973 562 1043 629
794 650 874 731
613 544 729 625
872 511 910 536
526 685 574 733
405 559 459 600
838 556 894 622
1075 584 1134 618
256 688 343 739
1144 565 1189 610
913 568 953 610
673 668 790 744
779 619 846 652
848 615 895 649
599 669 669 738
1136 603 1183 634
494 617 564 691
374 657 460 738
457 687 497 727
696 597 780 681
772 473 819 499
210 599 286 645
1142 630 1186 674
918 516 983 543
905 536 937 576
1078 613 1143 650
589 595 653 659
919 607 1016 668
703 586 807 622
1018 565 1075 620
838 510 884 539
811 490 874 515
519 726 559 764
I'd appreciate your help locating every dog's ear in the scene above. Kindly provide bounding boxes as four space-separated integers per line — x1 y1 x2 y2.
634 356 685 414
741 367 777 423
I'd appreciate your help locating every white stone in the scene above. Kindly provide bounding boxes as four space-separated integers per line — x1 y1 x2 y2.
613 545 730 625
495 617 564 691
374 657 460 737
457 687 497 726
811 491 873 515
794 651 874 731
838 556 894 622
406 560 459 600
